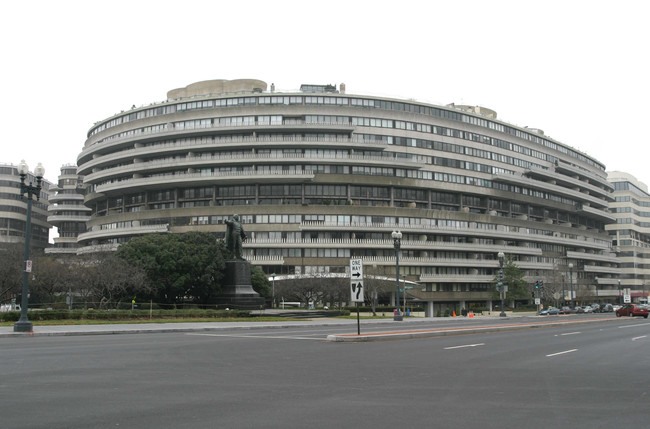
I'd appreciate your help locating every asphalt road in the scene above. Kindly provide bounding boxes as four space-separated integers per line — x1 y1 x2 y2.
2 316 648 429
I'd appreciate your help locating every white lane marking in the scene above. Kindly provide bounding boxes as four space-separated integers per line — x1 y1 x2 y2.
560 332 581 336
444 343 485 350
632 335 647 341
618 323 650 329
546 349 578 357
186 333 322 340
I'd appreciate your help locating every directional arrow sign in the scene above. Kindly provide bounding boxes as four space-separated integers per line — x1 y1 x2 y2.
351 281 364 302
350 258 364 303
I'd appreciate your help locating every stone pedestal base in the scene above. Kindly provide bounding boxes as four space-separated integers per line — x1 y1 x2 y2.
216 259 265 309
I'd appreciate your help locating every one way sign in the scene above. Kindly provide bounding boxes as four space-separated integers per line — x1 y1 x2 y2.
350 258 364 302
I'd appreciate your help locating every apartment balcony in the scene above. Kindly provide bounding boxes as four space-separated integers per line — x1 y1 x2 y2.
525 165 614 202
76 243 120 254
407 290 494 301
582 265 622 275
299 222 611 252
92 170 316 196
244 255 285 266
245 238 543 256
492 172 609 209
82 153 420 184
576 204 616 223
80 121 359 163
77 224 169 243
44 247 80 255
48 193 85 203
78 135 387 174
48 204 91 212
419 274 495 283
566 250 618 264
554 161 614 191
47 215 91 223
355 256 553 271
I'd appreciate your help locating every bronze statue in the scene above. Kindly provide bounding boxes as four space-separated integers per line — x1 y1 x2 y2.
225 214 246 259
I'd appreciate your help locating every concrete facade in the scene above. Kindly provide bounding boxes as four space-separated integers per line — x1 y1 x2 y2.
74 79 619 312
606 171 650 303
45 164 89 254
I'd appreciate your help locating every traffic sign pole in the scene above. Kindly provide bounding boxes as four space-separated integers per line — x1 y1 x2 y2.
350 258 364 334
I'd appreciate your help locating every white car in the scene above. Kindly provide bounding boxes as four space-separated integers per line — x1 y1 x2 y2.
583 305 593 313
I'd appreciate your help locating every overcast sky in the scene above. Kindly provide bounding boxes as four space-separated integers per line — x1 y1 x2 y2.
2 0 648 188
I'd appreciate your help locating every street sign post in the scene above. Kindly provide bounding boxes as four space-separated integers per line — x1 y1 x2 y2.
350 258 364 334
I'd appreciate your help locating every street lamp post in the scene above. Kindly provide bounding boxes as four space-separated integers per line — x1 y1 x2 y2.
392 230 403 321
271 273 276 308
568 263 574 309
498 252 506 317
14 160 45 333
618 279 621 305
402 274 408 316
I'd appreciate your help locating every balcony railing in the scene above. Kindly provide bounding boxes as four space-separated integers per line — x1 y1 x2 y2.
79 135 387 173
77 224 169 242
83 153 420 184
245 237 543 255
93 170 316 194
82 120 359 159
299 221 611 251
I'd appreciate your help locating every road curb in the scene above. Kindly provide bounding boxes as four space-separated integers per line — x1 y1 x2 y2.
326 317 620 342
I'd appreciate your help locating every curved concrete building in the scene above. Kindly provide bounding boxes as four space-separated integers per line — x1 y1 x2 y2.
45 164 89 254
76 79 618 313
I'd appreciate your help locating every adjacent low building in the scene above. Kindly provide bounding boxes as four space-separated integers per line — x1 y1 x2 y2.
0 163 52 248
74 79 619 314
606 172 650 304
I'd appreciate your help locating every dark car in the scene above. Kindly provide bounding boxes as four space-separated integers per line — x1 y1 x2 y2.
560 306 573 314
615 304 649 318
600 304 613 313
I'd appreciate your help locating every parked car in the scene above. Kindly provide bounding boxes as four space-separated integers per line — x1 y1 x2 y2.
600 304 613 313
615 304 649 318
575 306 584 313
590 304 601 313
560 306 573 314
539 307 560 315
582 305 593 313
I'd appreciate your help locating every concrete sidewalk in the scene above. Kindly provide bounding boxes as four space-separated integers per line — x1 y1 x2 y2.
0 315 430 338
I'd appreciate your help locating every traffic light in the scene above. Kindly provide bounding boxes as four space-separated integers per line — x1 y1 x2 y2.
535 280 539 289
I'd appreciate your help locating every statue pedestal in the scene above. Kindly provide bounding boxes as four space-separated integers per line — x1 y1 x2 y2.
216 259 265 309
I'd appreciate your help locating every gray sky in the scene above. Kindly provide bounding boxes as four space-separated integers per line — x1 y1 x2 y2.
2 0 648 187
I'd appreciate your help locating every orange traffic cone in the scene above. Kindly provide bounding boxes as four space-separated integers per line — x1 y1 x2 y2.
452 311 456 317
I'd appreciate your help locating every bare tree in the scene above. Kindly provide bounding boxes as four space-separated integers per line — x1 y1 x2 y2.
31 255 70 305
85 252 151 309
363 265 394 315
0 243 24 304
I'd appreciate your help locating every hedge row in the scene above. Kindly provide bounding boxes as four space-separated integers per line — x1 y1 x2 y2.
343 305 424 312
0 309 251 322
